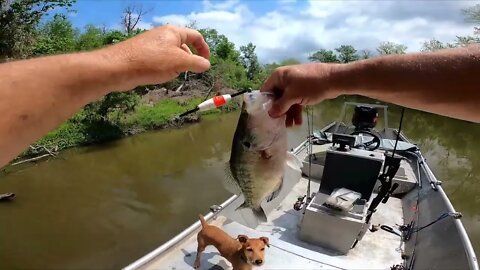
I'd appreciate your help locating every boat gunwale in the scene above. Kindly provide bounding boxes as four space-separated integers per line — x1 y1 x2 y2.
122 195 239 270
396 130 479 270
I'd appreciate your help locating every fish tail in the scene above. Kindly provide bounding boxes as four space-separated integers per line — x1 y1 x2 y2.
252 207 268 223
198 214 207 228
236 202 268 223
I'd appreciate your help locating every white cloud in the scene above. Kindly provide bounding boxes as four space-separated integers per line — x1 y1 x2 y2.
152 0 478 63
202 0 240 11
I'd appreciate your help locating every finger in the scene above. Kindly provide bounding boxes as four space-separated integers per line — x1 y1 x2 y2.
269 94 298 118
286 114 294 127
178 27 210 59
260 71 279 93
181 43 193 55
179 53 211 73
291 104 303 126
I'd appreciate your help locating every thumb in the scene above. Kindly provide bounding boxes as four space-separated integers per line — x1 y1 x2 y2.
183 54 211 73
269 94 297 118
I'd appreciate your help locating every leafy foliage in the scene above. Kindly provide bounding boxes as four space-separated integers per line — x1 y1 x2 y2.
76 24 104 51
0 0 75 59
335 45 359 63
308 45 359 63
359 49 374 59
240 42 261 81
421 39 456 52
308 49 339 63
462 4 480 34
32 13 77 55
376 41 407 55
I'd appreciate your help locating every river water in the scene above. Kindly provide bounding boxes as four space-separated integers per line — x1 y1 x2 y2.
0 97 479 269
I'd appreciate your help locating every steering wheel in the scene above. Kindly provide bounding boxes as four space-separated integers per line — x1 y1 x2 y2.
350 130 381 151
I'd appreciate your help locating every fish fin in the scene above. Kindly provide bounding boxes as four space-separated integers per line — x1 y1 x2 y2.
222 162 242 195
266 178 283 202
235 202 268 223
286 151 303 171
235 202 248 211
252 207 268 222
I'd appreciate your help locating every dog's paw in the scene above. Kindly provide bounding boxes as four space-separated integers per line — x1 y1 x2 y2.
193 261 200 269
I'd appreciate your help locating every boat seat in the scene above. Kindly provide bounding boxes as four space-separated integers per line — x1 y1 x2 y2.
319 147 384 201
324 188 362 212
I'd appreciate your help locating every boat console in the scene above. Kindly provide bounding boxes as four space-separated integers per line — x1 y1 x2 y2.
299 135 385 253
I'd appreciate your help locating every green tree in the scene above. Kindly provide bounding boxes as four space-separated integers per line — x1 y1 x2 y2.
212 58 248 89
103 30 127 45
279 58 301 65
308 49 339 63
0 0 75 59
421 39 456 52
359 49 374 59
240 42 261 81
198 28 240 63
454 35 479 47
335 45 359 63
214 37 240 63
462 4 480 34
376 41 407 55
76 24 104 51
32 13 77 55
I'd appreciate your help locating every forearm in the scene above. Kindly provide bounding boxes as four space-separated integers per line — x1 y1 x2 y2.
0 50 122 166
335 45 480 122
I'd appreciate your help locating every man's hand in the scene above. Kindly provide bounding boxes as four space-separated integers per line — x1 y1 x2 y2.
261 45 480 125
101 25 211 91
260 63 343 127
0 25 211 167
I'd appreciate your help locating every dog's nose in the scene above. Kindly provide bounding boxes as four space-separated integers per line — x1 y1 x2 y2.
255 259 263 265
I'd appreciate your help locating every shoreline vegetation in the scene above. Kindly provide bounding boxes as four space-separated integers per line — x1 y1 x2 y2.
2 1 478 167
11 87 241 166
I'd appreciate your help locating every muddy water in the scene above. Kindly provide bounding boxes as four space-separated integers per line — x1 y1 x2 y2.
0 97 479 269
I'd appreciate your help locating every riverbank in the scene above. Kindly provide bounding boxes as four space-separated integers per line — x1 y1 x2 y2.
11 87 241 165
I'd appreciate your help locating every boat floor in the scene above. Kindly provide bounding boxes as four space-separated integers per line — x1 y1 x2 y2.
142 178 404 270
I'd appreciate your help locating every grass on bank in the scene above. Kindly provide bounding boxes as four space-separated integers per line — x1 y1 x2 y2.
20 97 240 158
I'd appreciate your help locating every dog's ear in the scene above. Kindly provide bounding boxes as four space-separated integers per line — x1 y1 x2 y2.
237 235 249 243
260 236 270 248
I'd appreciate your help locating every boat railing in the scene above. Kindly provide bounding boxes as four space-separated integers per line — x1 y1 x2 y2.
122 195 239 270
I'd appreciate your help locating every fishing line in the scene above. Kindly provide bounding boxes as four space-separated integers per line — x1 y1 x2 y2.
305 106 314 210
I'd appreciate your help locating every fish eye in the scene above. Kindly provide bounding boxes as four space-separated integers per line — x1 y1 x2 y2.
242 141 251 148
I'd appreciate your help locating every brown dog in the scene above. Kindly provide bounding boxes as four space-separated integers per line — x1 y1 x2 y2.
194 215 269 270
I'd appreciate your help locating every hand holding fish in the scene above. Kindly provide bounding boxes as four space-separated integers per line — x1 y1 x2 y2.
260 63 342 127
261 45 480 125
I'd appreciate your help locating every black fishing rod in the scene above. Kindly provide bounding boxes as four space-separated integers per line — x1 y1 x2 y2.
366 107 405 224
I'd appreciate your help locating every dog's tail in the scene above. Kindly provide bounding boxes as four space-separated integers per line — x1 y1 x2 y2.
199 214 207 228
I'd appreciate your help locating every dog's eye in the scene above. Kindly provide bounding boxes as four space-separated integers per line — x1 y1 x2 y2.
246 248 253 252
261 248 265 251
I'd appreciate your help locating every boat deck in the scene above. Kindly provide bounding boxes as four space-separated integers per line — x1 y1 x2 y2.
140 178 405 270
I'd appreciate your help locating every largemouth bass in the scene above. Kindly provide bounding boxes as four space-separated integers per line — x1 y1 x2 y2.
225 91 302 222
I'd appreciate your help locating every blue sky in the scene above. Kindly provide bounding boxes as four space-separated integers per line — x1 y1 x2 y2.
62 0 478 63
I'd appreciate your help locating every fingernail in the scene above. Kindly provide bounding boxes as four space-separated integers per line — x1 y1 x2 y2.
201 58 211 68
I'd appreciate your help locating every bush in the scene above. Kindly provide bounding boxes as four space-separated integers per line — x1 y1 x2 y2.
120 99 186 129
